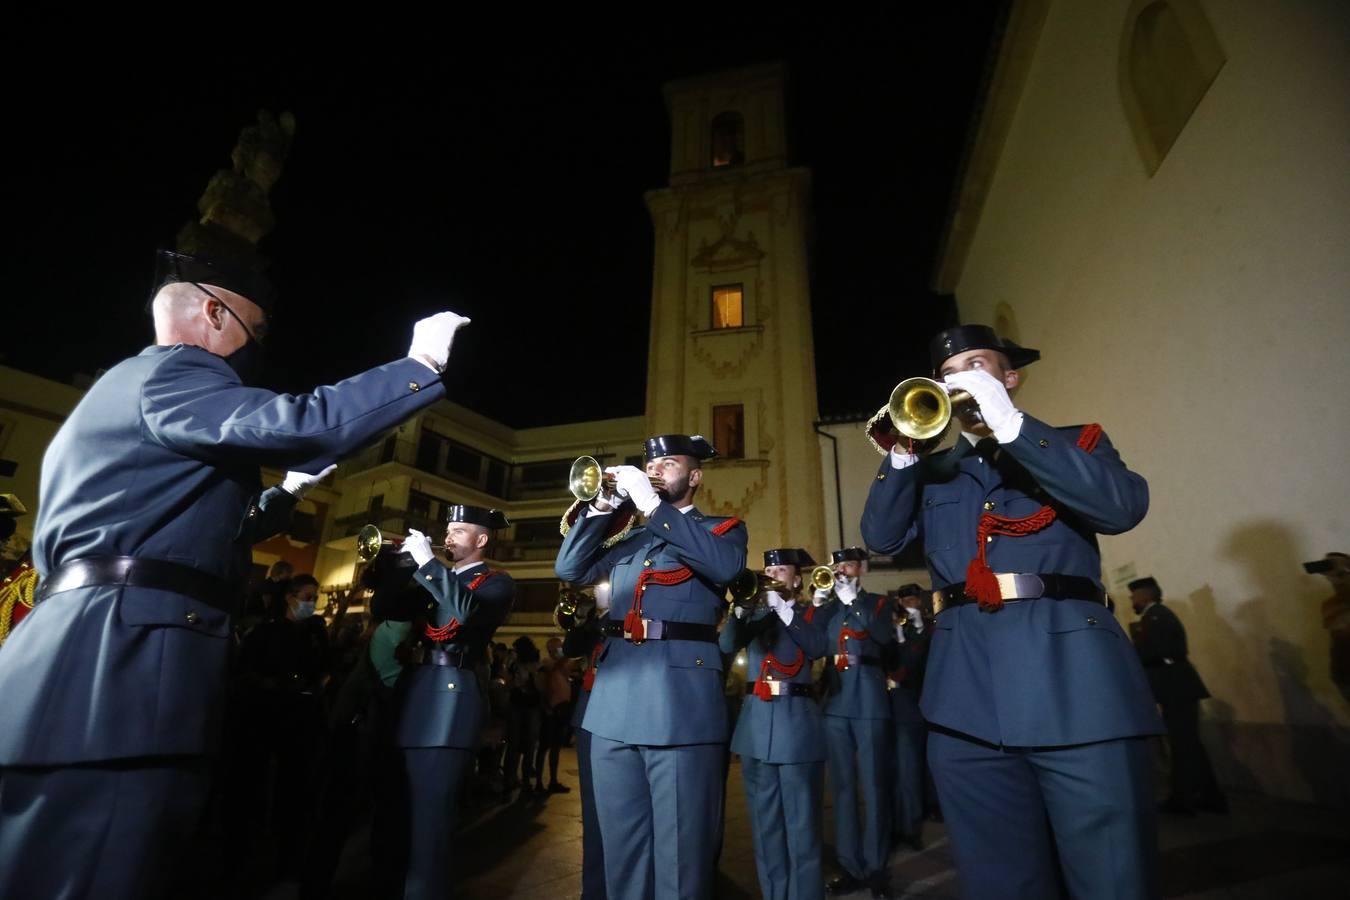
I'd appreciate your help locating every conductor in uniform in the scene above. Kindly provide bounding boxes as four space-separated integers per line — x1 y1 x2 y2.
555 434 747 900
0 249 469 900
861 325 1161 900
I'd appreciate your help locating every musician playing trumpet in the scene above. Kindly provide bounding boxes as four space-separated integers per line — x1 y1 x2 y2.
555 434 746 900
720 548 828 900
813 547 896 899
860 324 1159 900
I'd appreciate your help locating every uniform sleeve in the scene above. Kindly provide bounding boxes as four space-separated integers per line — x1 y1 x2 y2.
1135 608 1186 666
555 513 641 585
414 563 515 628
783 612 828 659
860 455 924 556
645 505 747 586
140 347 444 469
236 486 298 545
866 594 897 646
1001 416 1149 534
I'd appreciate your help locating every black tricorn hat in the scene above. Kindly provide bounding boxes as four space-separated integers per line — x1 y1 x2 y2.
446 505 510 530
764 548 816 568
929 324 1040 374
896 582 925 599
152 249 277 314
831 547 869 564
644 434 718 462
1127 576 1161 597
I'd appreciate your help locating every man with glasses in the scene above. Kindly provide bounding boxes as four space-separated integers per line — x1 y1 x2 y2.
0 249 469 900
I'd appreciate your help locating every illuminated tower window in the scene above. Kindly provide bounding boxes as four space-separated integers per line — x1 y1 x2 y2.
713 404 745 459
711 284 744 329
710 112 745 168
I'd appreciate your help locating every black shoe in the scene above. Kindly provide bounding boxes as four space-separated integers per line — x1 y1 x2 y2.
869 873 895 899
547 781 572 794
826 873 865 895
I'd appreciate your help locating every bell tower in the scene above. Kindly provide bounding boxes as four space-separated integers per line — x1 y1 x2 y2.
644 63 825 562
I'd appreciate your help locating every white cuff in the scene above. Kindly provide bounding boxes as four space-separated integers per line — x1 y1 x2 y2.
889 448 919 470
895 624 905 643
992 410 1025 444
635 495 661 517
775 604 795 626
585 504 614 518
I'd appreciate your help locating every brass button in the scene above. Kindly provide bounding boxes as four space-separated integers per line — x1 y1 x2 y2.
643 559 652 567
447 682 456 690
247 507 257 518
639 585 647 592
408 381 420 392
425 574 434 581
1087 617 1098 626
876 474 886 481
983 501 995 510
1039 439 1050 448
977 457 984 464
985 535 993 543
185 612 200 625
663 523 670 530
695 658 704 666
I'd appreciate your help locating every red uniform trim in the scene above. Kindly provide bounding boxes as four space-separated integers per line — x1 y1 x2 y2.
623 565 694 642
753 647 805 701
1076 424 1103 454
711 516 741 536
425 569 500 642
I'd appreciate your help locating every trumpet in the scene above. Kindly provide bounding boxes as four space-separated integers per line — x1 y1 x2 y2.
568 456 666 504
554 586 595 632
886 377 974 442
355 524 446 564
727 570 794 607
809 565 837 592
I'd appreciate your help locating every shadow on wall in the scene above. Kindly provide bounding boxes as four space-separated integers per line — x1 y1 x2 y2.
1178 519 1350 808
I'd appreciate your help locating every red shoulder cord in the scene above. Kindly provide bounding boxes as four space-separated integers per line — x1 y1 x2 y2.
582 641 604 691
623 566 693 642
754 647 805 700
711 516 741 536
836 624 871 671
964 426 1101 610
424 570 499 642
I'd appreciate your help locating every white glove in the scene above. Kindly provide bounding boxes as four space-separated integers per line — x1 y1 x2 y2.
895 623 906 643
836 580 858 604
908 611 924 634
812 587 831 606
606 465 660 516
281 463 337 498
401 529 435 567
593 581 612 614
734 605 748 620
765 590 795 626
408 311 471 373
943 369 1023 442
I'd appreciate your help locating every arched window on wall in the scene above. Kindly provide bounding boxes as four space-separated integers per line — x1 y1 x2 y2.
1119 0 1226 175
710 112 745 168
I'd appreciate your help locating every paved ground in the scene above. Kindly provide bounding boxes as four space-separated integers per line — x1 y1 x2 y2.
244 747 1350 899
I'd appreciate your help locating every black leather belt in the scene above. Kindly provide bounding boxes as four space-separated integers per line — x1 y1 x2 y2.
601 620 718 643
933 573 1105 613
746 681 813 697
36 556 235 612
832 654 882 668
422 646 472 668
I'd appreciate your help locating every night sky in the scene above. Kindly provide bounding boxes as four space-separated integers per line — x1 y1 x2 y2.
4 9 1000 428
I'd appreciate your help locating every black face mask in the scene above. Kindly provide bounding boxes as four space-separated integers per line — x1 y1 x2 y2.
194 283 266 386
224 338 264 386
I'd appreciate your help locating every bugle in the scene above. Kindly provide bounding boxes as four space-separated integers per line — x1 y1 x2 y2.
886 377 974 442
568 456 666 504
355 524 447 564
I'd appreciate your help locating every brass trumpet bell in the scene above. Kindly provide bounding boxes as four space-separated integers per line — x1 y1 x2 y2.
554 587 595 632
567 455 666 504
728 569 792 607
355 524 446 564
886 377 972 442
810 565 836 592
